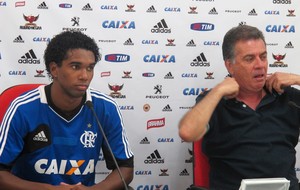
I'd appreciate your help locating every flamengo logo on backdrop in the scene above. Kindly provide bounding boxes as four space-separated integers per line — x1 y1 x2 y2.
287 10 295 17
147 118 165 130
20 14 42 30
18 49 40 64
190 23 214 31
105 54 130 62
126 5 135 12
122 71 132 78
108 84 126 98
205 72 215 79
269 53 287 67
159 169 169 176
34 70 46 77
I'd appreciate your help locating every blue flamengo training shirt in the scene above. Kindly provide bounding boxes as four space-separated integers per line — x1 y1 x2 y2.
0 85 133 186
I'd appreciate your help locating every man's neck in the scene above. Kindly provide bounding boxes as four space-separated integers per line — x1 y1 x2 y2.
236 89 266 110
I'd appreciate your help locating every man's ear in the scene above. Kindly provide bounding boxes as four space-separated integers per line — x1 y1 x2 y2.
49 62 58 78
225 59 233 77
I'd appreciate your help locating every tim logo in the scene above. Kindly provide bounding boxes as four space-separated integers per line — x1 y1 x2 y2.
191 23 214 31
142 72 155 77
59 3 72 8
147 118 165 130
105 54 130 62
80 131 97 148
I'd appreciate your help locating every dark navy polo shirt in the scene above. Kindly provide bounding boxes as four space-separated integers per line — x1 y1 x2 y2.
197 87 300 190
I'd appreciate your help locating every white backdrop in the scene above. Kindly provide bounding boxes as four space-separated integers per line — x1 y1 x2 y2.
0 0 299 189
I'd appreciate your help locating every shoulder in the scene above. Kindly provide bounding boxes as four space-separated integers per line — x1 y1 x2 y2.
11 86 43 108
2 86 44 124
88 88 119 107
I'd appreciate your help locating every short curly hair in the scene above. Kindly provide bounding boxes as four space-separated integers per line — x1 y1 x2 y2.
44 31 101 78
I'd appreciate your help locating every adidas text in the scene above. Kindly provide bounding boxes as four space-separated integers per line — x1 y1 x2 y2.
18 59 40 64
144 158 164 164
151 28 171 33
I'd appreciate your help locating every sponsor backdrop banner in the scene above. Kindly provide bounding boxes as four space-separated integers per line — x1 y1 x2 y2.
0 0 299 189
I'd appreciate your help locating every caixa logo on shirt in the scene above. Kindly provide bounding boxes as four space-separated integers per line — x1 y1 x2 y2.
34 159 95 175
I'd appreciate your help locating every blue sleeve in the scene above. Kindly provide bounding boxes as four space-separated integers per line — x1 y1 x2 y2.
0 106 27 165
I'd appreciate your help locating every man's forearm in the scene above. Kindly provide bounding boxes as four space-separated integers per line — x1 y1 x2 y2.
179 87 224 142
0 170 54 190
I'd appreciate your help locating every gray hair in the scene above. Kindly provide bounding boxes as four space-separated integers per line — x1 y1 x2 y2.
222 25 266 62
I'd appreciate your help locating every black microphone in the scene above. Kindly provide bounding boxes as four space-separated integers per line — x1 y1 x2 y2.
85 100 129 190
288 101 300 109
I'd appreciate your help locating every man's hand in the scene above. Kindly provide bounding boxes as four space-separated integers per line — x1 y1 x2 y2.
266 72 300 93
215 77 239 99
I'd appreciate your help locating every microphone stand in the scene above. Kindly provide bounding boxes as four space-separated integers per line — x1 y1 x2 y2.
86 101 129 190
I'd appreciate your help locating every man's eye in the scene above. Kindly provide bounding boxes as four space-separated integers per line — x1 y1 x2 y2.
72 65 79 70
261 55 267 61
87 66 95 71
245 57 253 62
